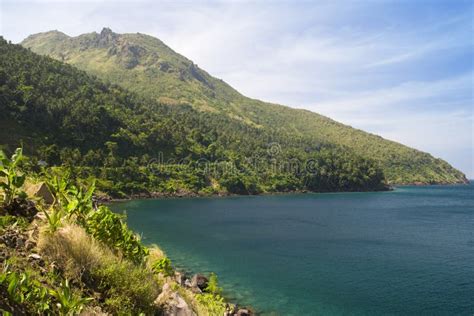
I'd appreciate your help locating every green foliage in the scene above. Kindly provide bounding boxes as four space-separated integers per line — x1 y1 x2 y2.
0 38 392 196
42 206 64 233
0 263 52 314
151 257 174 277
0 215 29 230
205 272 222 296
85 206 149 264
0 148 26 206
91 259 159 314
196 293 227 315
49 279 92 315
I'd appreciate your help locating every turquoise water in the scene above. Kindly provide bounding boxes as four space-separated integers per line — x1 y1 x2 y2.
112 183 474 315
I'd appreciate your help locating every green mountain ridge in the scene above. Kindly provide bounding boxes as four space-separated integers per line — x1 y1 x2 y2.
20 28 467 185
1 37 389 196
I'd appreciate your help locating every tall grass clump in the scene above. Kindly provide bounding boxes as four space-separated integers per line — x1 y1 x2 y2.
38 224 160 314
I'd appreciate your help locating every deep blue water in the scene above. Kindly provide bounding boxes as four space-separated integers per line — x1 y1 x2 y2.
112 183 474 315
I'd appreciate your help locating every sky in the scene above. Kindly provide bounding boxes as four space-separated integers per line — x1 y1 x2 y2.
1 0 473 177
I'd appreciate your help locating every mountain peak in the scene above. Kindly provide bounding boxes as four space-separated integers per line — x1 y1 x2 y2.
96 27 117 48
100 27 114 36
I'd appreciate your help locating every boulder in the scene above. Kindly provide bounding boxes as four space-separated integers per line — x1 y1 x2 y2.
191 274 208 291
155 283 196 316
25 182 54 204
236 309 250 316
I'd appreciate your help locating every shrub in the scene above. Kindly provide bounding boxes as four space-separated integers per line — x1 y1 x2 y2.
151 257 174 277
196 293 227 315
92 258 159 314
205 272 222 296
45 172 95 225
85 206 149 264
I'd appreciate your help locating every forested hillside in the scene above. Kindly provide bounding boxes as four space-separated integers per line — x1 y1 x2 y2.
0 38 387 197
21 28 468 185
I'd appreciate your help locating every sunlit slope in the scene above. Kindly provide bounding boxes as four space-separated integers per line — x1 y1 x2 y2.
22 28 468 184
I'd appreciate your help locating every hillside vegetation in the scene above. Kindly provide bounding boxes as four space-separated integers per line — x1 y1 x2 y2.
0 148 236 315
21 28 468 185
0 38 387 197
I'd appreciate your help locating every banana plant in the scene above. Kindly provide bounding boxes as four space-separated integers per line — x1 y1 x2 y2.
49 279 92 315
43 206 64 233
0 148 27 206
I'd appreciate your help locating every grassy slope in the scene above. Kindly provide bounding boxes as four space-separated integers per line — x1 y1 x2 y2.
21 28 467 184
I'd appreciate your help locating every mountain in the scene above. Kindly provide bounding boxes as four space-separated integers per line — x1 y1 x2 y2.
21 28 467 185
0 37 388 196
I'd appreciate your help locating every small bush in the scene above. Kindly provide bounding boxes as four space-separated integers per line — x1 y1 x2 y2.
42 206 65 233
85 206 149 264
151 257 174 277
92 258 159 314
196 293 227 315
205 272 222 295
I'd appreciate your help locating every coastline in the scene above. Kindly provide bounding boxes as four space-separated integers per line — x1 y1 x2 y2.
99 179 469 204
98 186 396 204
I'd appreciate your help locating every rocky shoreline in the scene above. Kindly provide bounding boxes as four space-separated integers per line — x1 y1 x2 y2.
95 186 398 204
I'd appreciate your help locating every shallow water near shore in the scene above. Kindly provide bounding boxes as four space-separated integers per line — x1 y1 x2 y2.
112 183 474 315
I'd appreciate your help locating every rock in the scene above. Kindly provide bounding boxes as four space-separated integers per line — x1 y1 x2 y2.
191 274 208 291
0 228 28 250
175 271 186 286
97 27 117 48
155 283 196 316
167 292 195 316
184 278 192 288
28 253 42 260
236 309 250 316
3 198 38 219
25 182 54 204
28 253 44 266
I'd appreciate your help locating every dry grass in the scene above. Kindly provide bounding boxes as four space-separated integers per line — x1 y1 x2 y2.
37 224 108 280
37 223 162 314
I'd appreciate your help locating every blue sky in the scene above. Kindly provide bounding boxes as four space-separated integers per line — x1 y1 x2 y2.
1 0 473 177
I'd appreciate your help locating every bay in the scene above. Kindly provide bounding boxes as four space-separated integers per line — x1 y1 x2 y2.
112 183 474 315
